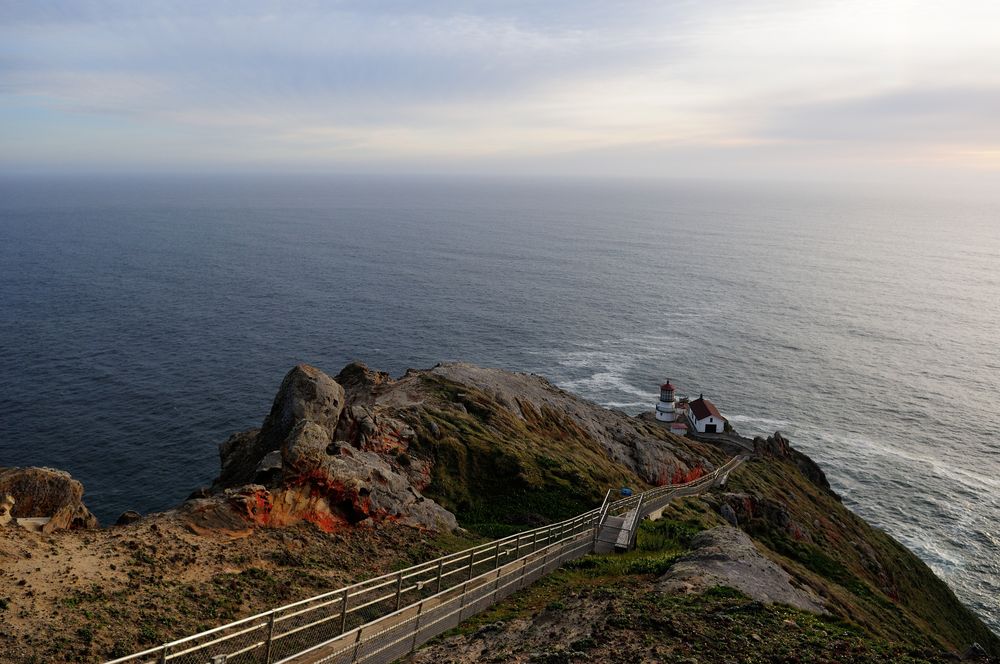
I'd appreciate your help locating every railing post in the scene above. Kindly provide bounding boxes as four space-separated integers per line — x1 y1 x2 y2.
467 550 475 580
514 532 521 558
409 601 425 653
264 610 276 663
351 626 364 661
491 566 502 602
340 588 349 634
493 542 501 569
435 559 444 593
458 581 470 620
158 646 167 664
395 571 404 610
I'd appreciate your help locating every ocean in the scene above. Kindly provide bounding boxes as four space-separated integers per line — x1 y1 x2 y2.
0 175 997 630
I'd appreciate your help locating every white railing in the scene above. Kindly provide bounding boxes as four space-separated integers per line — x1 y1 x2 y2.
106 455 745 664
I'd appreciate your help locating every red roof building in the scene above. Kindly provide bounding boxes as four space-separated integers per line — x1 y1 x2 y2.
687 394 726 434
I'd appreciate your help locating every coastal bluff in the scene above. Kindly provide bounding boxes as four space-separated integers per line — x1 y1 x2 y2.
0 361 997 663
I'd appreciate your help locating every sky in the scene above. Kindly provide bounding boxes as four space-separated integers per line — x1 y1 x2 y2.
2 0 999 188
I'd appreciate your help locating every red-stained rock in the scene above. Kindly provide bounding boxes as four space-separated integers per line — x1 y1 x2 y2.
199 363 457 536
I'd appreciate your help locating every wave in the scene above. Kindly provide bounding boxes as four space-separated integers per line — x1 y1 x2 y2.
725 414 791 429
558 371 653 400
601 401 652 410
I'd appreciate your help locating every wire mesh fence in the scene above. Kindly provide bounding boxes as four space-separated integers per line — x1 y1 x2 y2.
285 530 597 664
105 456 745 664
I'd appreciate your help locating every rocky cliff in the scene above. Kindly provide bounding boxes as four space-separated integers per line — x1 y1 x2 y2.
191 361 717 538
0 361 996 663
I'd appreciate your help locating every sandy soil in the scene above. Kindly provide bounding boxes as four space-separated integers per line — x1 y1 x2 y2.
0 515 471 663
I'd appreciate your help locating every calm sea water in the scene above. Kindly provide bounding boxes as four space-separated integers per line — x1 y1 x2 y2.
1 175 997 630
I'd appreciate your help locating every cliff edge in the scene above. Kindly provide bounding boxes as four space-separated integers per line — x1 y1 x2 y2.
0 361 995 663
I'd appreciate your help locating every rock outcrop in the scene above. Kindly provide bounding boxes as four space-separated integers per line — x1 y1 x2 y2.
198 363 456 535
200 359 721 537
754 431 837 498
0 467 99 531
658 525 827 614
215 363 347 488
115 510 142 526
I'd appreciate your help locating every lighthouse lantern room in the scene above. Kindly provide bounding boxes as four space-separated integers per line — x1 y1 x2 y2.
655 380 676 422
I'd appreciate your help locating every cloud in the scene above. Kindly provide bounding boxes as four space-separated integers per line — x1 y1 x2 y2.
1 0 999 186
760 88 1000 143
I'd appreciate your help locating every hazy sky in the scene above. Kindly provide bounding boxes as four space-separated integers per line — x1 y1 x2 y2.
2 1 999 186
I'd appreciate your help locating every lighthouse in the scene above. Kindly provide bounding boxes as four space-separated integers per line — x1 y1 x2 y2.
655 380 677 422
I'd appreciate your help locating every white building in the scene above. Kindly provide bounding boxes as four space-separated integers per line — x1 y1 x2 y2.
654 380 677 422
688 394 726 434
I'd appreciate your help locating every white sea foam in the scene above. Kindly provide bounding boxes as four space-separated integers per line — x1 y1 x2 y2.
559 371 652 400
725 414 791 429
601 401 652 410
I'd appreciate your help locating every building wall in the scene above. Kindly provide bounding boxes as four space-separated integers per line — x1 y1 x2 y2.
687 413 723 433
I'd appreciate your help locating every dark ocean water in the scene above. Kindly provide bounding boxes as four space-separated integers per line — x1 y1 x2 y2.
1 175 997 630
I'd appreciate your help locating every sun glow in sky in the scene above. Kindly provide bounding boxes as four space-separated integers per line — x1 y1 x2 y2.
2 1 1000 187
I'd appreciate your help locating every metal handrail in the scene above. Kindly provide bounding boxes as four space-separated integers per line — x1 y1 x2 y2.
105 456 744 664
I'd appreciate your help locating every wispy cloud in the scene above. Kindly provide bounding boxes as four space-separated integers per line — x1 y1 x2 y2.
2 0 999 187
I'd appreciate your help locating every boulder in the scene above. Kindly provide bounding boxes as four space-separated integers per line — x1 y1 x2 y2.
115 510 142 526
0 467 98 531
334 361 393 408
214 363 347 489
254 450 283 486
658 526 826 614
260 364 346 450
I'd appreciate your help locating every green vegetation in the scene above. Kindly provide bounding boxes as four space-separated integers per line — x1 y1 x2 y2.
727 457 1000 655
405 375 997 659
409 375 643 536
429 516 955 663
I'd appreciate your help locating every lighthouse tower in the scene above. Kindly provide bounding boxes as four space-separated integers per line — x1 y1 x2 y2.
655 380 677 422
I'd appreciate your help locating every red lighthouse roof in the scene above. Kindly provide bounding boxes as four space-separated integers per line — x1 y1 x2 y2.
660 380 676 391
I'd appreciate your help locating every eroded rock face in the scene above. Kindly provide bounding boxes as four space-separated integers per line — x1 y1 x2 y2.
658 526 826 614
708 491 812 544
216 364 347 489
0 467 98 531
216 428 263 489
199 363 456 535
260 364 346 451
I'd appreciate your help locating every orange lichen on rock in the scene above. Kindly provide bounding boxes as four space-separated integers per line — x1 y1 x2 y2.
657 463 706 486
